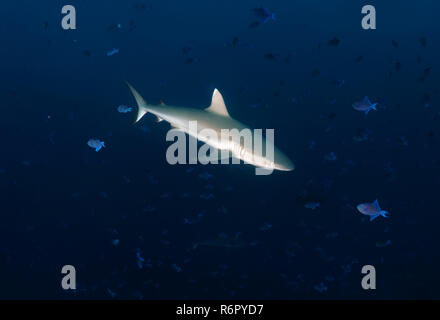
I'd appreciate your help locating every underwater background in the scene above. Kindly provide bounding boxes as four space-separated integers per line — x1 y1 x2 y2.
0 0 439 299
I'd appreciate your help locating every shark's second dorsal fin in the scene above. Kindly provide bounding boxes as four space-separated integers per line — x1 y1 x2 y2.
206 89 229 117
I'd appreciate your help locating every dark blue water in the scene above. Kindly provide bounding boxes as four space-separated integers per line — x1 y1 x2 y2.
0 0 439 299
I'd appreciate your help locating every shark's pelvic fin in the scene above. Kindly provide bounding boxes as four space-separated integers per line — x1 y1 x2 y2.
206 89 230 117
125 82 148 123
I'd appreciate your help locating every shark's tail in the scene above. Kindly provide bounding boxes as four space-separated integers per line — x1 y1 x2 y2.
125 81 148 123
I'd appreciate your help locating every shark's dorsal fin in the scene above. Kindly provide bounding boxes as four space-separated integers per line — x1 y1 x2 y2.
206 89 229 117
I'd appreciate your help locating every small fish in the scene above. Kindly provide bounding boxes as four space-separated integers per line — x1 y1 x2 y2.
325 232 339 239
253 7 276 23
357 199 390 221
87 139 105 152
419 37 427 48
128 20 137 32
376 240 391 248
355 55 363 63
399 136 408 147
312 69 320 78
82 50 92 57
198 171 213 181
106 23 122 32
304 202 320 210
182 46 192 55
100 191 109 199
248 21 260 29
352 96 378 114
133 3 152 11
144 205 156 213
264 53 277 61
260 222 272 231
232 36 239 48
193 234 247 250
422 66 432 79
324 152 337 161
353 129 370 142
200 193 214 200
314 282 328 294
106 288 117 298
117 105 132 113
136 250 145 269
171 264 182 273
422 93 431 108
328 37 340 47
331 79 345 88
391 40 399 48
217 205 228 214
107 48 119 56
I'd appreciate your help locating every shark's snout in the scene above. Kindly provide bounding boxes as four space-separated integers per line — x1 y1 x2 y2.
274 153 295 171
275 160 295 171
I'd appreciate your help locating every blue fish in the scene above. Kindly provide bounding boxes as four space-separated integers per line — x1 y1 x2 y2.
107 48 119 56
87 139 105 152
304 202 320 210
253 7 276 23
352 96 378 114
357 199 390 221
324 152 337 161
117 105 132 113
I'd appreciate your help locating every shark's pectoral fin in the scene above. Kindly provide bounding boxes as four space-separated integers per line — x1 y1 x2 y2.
156 116 164 123
205 89 230 117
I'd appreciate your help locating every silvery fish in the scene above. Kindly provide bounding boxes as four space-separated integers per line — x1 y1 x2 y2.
357 199 389 221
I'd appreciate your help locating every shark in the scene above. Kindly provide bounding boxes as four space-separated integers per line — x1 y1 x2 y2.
126 82 294 172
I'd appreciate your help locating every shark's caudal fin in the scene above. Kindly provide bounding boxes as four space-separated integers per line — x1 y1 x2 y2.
205 89 230 117
125 82 148 123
